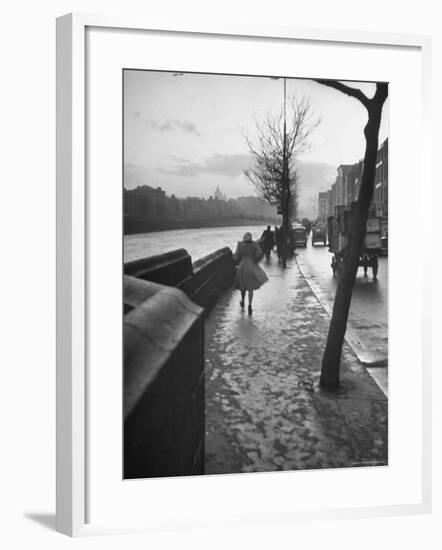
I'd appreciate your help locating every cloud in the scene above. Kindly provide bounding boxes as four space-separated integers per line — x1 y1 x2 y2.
174 120 200 135
169 154 192 164
296 161 337 218
143 118 200 136
160 153 251 178
124 163 147 187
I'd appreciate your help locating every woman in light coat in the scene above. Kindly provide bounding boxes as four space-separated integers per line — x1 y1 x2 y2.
233 232 268 314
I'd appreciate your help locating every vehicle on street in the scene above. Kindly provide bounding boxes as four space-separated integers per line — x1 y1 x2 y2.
380 231 388 256
327 204 381 279
301 218 312 235
292 224 307 248
312 225 327 246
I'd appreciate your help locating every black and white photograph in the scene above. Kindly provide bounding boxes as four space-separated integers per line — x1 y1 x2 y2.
1 0 438 543
123 69 389 479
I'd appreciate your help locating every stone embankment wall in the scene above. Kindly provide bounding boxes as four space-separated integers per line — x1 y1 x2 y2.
123 248 234 478
124 247 234 311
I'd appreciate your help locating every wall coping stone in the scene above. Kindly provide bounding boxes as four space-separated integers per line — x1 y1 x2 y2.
123 275 203 418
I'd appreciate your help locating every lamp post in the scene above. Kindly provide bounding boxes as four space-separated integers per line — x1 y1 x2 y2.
281 77 289 267
270 75 290 267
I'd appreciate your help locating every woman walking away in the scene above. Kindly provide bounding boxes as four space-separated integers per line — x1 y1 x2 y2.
233 232 268 315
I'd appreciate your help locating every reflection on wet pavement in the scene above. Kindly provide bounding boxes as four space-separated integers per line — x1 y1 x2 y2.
205 256 387 475
296 243 388 365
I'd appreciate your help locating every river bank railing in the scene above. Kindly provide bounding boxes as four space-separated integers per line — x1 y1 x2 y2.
123 247 235 479
124 247 235 311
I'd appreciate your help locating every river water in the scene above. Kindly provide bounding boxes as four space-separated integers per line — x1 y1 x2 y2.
124 224 268 263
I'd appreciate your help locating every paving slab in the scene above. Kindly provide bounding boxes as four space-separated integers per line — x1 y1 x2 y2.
204 255 388 475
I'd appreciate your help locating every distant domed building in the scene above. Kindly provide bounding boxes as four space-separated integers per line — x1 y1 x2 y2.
214 186 226 201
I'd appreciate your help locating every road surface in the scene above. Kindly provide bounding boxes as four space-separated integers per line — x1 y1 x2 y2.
295 235 388 393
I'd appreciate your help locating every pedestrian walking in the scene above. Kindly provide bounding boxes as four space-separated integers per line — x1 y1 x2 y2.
259 225 275 261
233 232 268 314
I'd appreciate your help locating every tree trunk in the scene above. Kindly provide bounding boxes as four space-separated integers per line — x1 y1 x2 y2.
281 210 289 268
320 103 384 389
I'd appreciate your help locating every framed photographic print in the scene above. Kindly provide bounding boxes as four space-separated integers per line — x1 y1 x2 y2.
56 13 432 536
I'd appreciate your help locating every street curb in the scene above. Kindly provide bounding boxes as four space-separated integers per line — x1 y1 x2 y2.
294 253 388 398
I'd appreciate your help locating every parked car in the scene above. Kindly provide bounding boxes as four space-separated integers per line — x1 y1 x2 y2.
292 224 307 248
312 226 327 246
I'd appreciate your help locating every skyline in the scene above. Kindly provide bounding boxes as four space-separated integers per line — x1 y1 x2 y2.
123 70 389 203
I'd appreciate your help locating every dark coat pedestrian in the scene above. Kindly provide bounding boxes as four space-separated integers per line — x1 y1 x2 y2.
260 226 275 259
274 226 283 260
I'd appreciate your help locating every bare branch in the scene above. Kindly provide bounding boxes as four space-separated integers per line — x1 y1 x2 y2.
314 79 370 110
243 93 320 219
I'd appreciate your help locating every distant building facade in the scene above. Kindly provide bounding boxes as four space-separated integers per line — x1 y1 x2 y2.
373 139 388 218
317 138 388 223
124 184 278 224
317 191 329 224
336 164 354 208
124 185 166 217
347 161 364 205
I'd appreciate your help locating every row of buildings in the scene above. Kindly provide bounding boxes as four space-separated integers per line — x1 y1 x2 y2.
317 138 388 226
123 185 278 222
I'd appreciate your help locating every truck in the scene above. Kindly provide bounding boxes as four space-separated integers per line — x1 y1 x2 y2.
312 225 327 246
292 224 307 248
327 204 381 279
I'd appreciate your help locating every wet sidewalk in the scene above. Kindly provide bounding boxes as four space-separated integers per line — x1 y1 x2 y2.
204 255 388 475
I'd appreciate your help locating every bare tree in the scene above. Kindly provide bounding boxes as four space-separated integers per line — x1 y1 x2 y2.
314 80 388 389
244 95 320 267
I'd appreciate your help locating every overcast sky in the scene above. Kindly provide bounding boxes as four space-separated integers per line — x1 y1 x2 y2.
123 70 389 200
